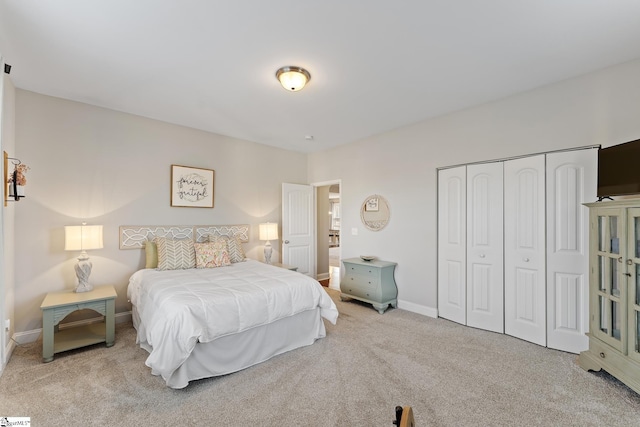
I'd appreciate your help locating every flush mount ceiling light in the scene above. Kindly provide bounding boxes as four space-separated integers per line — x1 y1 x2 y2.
276 66 311 92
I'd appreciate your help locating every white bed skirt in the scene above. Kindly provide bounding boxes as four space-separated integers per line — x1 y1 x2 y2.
133 307 325 388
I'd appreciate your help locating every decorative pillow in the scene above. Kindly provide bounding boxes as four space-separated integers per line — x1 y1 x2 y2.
144 240 158 269
209 235 246 263
194 238 231 268
155 237 196 270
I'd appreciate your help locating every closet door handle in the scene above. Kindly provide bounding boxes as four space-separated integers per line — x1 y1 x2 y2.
523 258 529 262
479 254 485 258
284 240 290 244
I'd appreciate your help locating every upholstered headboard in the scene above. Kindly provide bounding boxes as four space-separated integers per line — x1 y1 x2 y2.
119 224 250 249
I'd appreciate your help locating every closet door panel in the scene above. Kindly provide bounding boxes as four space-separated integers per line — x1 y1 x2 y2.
505 155 546 346
438 166 467 324
466 162 504 333
546 149 597 353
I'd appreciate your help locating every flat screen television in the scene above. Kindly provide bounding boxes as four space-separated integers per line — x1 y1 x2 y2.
598 138 640 198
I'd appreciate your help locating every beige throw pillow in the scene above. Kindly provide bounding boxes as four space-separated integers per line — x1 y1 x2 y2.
155 237 196 270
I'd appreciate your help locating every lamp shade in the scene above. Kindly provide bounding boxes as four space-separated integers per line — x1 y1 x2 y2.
65 224 104 251
276 66 311 92
259 223 278 241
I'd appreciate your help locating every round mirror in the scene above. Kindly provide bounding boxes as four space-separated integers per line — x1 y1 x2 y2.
360 195 390 231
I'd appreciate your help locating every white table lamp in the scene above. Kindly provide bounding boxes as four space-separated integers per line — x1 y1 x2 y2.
65 223 104 293
259 222 278 264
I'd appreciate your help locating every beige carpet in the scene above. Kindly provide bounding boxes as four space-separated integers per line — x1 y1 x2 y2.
1 289 640 426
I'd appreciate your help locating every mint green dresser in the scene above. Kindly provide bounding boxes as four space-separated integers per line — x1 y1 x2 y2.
340 258 397 314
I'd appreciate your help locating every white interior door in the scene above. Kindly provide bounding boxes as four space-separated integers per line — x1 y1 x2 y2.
282 183 315 277
504 155 546 346
546 149 597 353
467 162 504 333
438 166 467 325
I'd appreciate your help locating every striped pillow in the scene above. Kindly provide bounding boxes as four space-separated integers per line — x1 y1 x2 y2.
155 237 196 270
194 238 231 268
208 235 246 263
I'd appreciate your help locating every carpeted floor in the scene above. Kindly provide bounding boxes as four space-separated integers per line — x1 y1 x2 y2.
1 288 640 426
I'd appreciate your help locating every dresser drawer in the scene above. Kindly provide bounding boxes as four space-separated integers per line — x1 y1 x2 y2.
340 283 379 299
344 273 379 289
344 263 379 277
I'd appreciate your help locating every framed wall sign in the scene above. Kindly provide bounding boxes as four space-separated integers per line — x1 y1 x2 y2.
170 165 215 208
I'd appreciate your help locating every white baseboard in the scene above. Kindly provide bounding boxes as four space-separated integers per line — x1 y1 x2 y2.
316 272 330 281
1 338 17 377
397 299 438 318
13 311 133 345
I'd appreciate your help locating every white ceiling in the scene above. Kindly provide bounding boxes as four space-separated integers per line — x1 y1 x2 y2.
1 1 640 153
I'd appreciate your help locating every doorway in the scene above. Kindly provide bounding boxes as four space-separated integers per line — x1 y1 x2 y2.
316 182 340 290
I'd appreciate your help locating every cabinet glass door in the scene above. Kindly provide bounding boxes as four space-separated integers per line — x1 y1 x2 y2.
592 209 625 352
628 209 640 362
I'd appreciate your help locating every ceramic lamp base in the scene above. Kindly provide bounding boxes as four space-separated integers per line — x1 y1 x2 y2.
264 241 273 264
74 255 94 293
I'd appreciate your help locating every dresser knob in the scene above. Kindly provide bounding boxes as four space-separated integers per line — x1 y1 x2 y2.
600 352 606 358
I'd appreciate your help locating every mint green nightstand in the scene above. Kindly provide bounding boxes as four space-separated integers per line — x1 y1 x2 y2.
340 258 397 314
40 285 117 362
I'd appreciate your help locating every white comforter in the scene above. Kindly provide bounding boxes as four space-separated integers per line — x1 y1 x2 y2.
127 260 338 382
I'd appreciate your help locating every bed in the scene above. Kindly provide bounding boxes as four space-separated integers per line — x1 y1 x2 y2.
122 225 339 388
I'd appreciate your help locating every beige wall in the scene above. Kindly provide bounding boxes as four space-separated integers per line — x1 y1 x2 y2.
308 58 640 315
13 90 308 333
2 74 16 361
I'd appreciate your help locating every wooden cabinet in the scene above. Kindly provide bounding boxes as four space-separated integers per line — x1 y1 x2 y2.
578 200 640 394
340 258 397 314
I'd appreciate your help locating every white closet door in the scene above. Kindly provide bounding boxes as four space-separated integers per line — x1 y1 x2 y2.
438 166 467 325
504 155 546 346
546 149 597 353
466 162 504 333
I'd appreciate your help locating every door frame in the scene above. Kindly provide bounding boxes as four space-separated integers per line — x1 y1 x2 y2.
311 179 341 281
